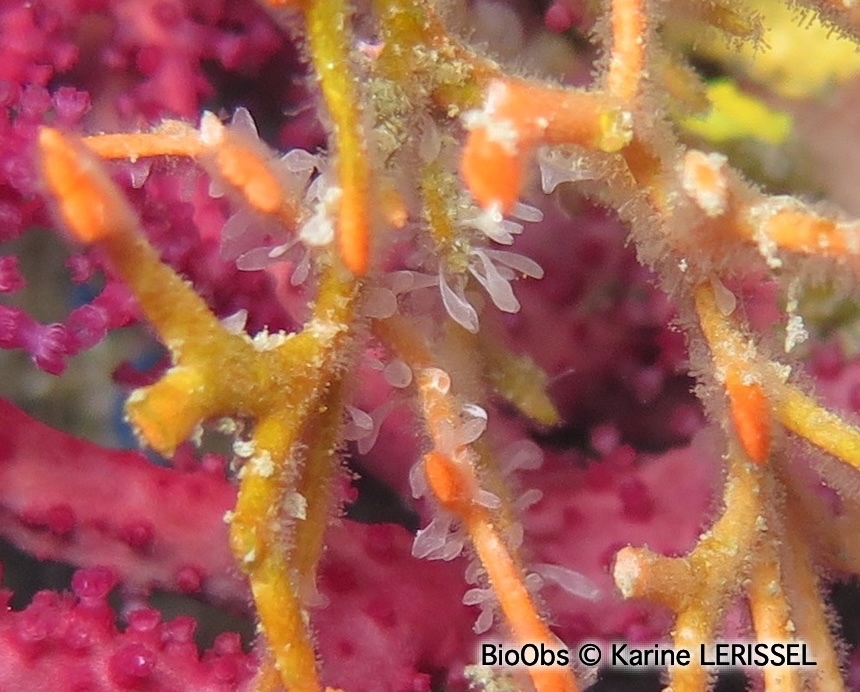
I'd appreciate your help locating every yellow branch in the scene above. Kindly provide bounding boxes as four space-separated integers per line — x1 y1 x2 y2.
306 0 371 274
774 382 860 470
41 125 359 692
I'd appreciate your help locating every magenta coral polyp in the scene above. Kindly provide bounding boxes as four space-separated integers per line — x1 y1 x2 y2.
0 562 257 691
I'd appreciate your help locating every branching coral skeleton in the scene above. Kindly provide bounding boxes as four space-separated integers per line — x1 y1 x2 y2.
29 0 860 689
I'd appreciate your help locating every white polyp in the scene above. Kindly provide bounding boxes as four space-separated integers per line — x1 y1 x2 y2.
479 220 519 245
485 202 502 225
208 178 226 199
532 562 601 600
511 201 544 223
538 148 592 193
506 521 524 550
290 250 311 286
437 533 466 561
474 489 502 510
469 249 520 313
513 488 544 512
413 273 441 292
129 160 152 189
409 459 429 499
200 111 225 147
221 210 254 241
225 206 295 267
454 404 488 446
383 359 413 388
237 246 281 271
500 439 543 475
388 270 437 295
343 404 378 448
539 151 568 194
389 270 416 294
306 170 336 203
346 405 373 432
268 243 290 259
465 559 483 584
230 107 259 138
524 572 544 592
220 309 249 335
474 604 495 635
280 148 320 174
462 586 494 607
299 206 335 246
710 275 736 317
302 576 330 609
418 113 442 163
439 270 480 333
356 400 398 455
366 357 385 371
469 204 522 245
362 286 398 319
462 402 487 420
412 514 463 560
412 517 446 558
482 248 544 279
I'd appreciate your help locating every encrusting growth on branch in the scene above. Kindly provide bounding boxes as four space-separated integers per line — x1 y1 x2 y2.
32 0 860 689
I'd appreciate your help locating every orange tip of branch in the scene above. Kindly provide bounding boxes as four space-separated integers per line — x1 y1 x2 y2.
38 127 111 244
425 450 469 513
461 128 522 214
215 145 283 215
338 197 369 275
726 370 771 464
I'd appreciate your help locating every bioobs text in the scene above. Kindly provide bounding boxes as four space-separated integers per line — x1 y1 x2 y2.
480 642 570 668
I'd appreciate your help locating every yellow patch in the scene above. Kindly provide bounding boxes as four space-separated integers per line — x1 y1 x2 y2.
695 0 860 99
681 79 792 145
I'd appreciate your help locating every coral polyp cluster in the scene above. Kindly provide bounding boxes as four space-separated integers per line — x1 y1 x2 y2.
5 0 860 690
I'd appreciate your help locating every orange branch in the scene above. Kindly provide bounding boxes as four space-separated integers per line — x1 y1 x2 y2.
694 283 773 464
461 79 629 211
376 316 577 692
83 127 205 160
607 0 647 102
763 208 859 256
86 116 304 231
